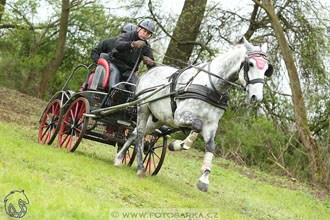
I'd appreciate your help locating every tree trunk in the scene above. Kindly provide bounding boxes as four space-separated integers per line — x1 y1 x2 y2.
38 0 70 98
252 0 324 184
0 0 6 24
163 0 207 68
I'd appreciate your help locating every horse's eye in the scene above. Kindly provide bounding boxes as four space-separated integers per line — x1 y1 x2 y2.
249 62 254 67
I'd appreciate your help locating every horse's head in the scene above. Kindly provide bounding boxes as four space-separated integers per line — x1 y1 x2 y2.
238 37 273 104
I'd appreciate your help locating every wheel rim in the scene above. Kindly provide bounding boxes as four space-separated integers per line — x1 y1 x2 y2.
58 97 90 152
143 134 167 176
38 99 61 145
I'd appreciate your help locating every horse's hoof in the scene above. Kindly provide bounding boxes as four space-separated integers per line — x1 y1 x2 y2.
137 170 147 178
114 157 123 167
197 180 208 192
168 140 183 151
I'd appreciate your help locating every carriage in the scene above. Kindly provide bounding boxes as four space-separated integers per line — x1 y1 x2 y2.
38 56 171 175
38 38 273 192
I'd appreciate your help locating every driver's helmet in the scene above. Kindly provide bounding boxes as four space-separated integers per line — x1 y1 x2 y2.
139 19 156 34
122 23 137 33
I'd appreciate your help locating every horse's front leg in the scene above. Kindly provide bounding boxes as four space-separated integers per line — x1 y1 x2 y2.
169 111 203 151
114 128 137 166
197 125 217 192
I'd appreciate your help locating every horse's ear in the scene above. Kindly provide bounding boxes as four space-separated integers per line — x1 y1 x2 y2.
243 37 254 51
265 64 273 77
261 43 268 53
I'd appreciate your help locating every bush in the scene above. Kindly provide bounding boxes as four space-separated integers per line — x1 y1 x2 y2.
174 107 311 179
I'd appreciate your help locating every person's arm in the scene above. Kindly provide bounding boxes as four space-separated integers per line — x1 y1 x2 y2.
115 33 132 51
143 45 156 69
91 44 101 63
116 32 146 51
91 38 112 63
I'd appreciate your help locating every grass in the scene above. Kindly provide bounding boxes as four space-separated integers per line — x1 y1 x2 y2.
0 85 329 219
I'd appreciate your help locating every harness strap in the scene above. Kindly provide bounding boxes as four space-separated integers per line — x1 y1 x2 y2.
207 62 226 98
169 66 193 117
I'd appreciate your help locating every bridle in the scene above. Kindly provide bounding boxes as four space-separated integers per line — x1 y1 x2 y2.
207 51 271 98
239 51 269 86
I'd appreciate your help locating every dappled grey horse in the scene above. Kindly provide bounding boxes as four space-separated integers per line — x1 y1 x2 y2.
115 38 273 192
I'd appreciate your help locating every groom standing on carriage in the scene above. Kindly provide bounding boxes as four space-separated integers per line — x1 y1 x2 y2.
110 18 156 91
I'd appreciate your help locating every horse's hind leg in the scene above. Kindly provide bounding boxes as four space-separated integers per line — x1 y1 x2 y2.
197 125 217 192
135 107 162 177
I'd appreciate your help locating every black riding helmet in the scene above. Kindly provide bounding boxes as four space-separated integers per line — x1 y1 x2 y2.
122 23 137 33
138 18 156 34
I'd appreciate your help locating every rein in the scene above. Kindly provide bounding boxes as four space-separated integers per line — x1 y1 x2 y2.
134 46 269 107
146 45 247 91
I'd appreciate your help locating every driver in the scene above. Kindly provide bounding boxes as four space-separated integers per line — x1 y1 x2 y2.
90 23 137 64
110 18 156 91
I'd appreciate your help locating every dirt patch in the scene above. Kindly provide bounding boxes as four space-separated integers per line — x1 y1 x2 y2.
0 85 46 128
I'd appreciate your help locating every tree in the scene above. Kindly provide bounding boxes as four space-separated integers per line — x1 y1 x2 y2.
37 0 70 98
161 0 207 68
252 0 325 184
0 0 5 24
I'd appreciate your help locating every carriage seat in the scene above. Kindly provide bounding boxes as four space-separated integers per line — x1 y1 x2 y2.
89 53 111 91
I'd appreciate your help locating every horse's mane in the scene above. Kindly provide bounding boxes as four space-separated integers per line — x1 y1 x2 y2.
213 44 245 60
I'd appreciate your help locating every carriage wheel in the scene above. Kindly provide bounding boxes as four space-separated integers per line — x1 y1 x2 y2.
58 97 90 152
142 134 167 176
117 129 136 166
38 99 61 145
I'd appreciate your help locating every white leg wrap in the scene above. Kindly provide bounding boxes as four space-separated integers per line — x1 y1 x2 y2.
182 131 199 150
168 140 185 151
201 152 213 173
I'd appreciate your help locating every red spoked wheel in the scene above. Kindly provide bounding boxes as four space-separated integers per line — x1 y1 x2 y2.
117 129 136 166
58 97 90 152
38 99 61 145
142 134 167 176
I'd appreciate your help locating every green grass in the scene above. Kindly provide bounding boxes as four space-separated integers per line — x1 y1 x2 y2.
0 122 329 219
0 85 329 219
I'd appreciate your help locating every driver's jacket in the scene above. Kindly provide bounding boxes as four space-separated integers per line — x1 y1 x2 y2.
91 37 117 64
112 30 155 73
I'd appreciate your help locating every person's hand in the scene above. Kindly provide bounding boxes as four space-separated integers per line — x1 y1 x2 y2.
131 40 146 48
143 56 154 66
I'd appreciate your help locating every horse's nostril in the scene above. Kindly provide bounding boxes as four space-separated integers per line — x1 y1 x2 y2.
251 95 257 103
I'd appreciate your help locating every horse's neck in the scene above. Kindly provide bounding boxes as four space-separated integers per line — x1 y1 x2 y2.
208 45 246 93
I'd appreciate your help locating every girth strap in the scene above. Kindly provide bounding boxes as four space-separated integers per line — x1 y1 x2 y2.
176 84 230 110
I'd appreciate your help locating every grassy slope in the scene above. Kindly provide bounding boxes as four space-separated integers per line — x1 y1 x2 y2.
0 85 329 219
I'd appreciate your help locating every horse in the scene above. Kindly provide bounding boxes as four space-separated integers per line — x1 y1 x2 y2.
114 37 273 192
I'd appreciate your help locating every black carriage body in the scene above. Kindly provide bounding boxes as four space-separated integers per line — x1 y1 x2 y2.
78 89 137 146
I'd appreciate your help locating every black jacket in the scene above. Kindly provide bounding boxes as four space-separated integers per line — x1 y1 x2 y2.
91 37 117 64
113 31 155 72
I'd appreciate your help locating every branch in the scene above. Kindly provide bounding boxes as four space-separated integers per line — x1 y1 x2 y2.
251 0 263 8
0 18 60 30
148 0 214 56
268 157 296 181
7 3 34 30
244 3 260 40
